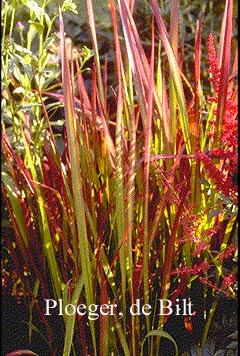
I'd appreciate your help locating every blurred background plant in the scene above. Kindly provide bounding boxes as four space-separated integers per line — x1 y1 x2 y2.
1 0 238 355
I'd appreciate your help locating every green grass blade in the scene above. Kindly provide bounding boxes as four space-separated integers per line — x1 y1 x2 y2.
141 330 178 356
86 0 105 108
62 275 84 356
151 0 191 154
58 8 96 352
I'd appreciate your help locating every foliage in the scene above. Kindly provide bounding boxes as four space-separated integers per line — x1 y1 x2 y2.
1 0 238 355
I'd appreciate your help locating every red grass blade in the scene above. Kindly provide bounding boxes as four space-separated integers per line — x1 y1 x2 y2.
216 0 233 145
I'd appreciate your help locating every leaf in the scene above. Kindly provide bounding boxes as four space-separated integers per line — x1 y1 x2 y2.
2 173 29 247
141 330 179 356
28 21 44 35
58 7 96 352
61 0 78 14
21 0 43 20
216 0 233 144
150 0 191 153
63 275 84 356
23 321 49 347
